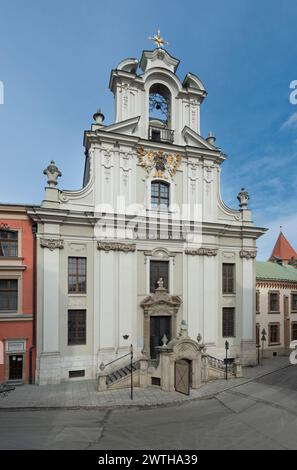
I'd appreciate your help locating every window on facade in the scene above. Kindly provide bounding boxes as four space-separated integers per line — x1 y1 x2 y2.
292 323 297 341
151 181 170 210
222 307 235 337
256 291 260 313
150 260 169 293
0 279 18 311
68 310 86 345
0 230 18 257
222 264 235 294
269 323 280 344
269 292 279 312
68 257 87 293
291 293 297 312
256 323 260 346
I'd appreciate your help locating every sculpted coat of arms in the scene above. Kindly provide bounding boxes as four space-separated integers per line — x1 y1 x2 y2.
136 147 182 179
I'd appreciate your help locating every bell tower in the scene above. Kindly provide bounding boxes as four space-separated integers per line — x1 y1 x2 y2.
108 32 207 146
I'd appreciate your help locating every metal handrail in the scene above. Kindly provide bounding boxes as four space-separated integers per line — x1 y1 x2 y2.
148 125 174 143
103 352 130 369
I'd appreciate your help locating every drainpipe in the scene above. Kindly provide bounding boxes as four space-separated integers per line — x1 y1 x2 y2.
29 224 37 384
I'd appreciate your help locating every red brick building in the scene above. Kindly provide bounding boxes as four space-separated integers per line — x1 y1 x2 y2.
0 205 36 384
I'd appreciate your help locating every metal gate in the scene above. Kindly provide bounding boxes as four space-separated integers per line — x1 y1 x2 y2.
174 359 190 395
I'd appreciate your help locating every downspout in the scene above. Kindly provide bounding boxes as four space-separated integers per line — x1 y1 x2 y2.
29 223 37 384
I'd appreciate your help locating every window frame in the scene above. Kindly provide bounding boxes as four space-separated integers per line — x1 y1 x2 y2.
268 322 280 345
222 263 235 295
150 180 170 211
291 322 297 341
0 279 18 312
68 257 87 294
256 290 260 314
291 293 297 313
0 229 18 258
222 307 235 338
67 309 87 346
268 291 280 313
150 259 169 293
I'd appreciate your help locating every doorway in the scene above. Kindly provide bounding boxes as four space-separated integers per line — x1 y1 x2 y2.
9 354 23 380
150 316 171 359
175 359 191 395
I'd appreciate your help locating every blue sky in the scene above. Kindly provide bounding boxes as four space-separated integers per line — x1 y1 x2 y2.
0 0 296 259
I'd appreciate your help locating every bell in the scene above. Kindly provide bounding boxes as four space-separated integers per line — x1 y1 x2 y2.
155 102 161 110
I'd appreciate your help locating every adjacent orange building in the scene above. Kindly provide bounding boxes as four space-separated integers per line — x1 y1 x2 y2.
0 204 36 384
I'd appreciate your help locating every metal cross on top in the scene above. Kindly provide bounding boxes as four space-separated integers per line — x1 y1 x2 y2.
149 29 169 49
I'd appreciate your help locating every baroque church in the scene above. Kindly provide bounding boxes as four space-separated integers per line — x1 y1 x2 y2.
28 33 266 385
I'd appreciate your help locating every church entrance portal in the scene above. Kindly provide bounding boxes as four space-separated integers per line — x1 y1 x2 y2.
150 316 171 359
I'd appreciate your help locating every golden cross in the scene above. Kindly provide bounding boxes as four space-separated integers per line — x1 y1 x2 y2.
149 29 169 49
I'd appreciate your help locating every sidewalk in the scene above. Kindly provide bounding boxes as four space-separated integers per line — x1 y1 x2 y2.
0 356 291 410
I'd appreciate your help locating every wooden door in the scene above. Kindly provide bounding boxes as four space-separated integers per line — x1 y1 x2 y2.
175 359 190 395
9 355 23 380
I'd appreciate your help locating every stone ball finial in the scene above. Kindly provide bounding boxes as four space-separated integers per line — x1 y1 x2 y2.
237 187 250 209
93 108 105 125
43 160 62 188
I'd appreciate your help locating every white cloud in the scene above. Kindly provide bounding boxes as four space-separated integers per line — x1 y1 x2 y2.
281 112 297 130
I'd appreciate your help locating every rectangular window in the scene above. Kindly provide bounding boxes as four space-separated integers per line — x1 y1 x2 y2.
292 323 297 341
68 310 86 345
269 323 280 345
222 264 235 294
222 307 235 337
68 257 87 293
0 279 18 311
291 294 297 312
0 230 18 257
256 291 260 313
269 292 279 312
150 260 169 293
256 323 260 346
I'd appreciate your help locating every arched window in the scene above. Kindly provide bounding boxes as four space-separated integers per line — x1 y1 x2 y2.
151 181 170 210
149 84 173 143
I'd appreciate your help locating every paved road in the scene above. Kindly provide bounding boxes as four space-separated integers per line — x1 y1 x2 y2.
1 365 297 450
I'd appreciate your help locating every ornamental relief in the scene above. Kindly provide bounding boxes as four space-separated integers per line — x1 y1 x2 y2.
136 147 181 180
40 238 64 251
185 247 218 256
97 241 136 253
240 250 257 260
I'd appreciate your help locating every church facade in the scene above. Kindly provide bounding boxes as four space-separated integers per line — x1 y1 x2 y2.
28 41 266 385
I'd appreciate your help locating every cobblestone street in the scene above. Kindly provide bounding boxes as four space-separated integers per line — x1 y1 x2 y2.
0 357 296 450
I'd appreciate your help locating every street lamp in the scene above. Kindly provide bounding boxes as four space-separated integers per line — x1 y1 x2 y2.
225 340 229 380
261 328 267 361
123 334 133 401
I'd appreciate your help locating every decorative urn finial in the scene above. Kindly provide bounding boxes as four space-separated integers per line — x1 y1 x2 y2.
161 334 168 347
237 187 249 209
43 160 62 187
93 108 105 125
206 132 216 146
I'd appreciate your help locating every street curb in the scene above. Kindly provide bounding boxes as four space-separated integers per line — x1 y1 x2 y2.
0 362 292 412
